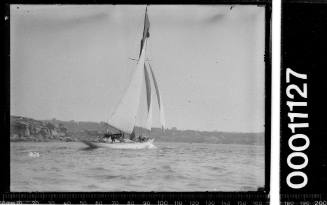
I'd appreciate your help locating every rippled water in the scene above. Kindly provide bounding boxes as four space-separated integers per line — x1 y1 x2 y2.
11 141 264 191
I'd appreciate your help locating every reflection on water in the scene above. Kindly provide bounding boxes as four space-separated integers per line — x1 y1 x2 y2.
11 141 264 191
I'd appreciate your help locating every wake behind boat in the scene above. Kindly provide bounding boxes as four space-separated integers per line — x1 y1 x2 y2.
82 6 166 149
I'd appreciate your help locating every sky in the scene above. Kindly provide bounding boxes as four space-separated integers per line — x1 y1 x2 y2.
10 5 266 132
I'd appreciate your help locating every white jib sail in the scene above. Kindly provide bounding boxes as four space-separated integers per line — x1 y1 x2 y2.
148 63 166 130
144 64 153 131
108 40 147 134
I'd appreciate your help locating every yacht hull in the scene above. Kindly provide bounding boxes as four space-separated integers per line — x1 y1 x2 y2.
81 139 156 149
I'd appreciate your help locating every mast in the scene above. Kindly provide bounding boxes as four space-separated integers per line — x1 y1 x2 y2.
140 6 152 137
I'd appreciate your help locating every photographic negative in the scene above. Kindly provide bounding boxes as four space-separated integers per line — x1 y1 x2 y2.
7 3 270 202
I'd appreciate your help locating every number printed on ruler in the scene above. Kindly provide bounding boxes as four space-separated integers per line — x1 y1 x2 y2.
285 67 309 189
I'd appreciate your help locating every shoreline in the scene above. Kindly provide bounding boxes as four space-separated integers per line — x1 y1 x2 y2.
10 115 264 145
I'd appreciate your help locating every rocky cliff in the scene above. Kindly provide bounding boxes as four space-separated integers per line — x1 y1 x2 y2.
11 116 74 142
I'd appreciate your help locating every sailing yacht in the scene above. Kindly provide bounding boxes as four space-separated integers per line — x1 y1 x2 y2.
82 6 165 149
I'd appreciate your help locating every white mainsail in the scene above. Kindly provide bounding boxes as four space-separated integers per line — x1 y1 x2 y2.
108 7 165 137
108 40 147 134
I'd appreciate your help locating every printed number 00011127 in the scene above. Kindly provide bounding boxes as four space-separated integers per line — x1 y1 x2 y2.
285 67 309 189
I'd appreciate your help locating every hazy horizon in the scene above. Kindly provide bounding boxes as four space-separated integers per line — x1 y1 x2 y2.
11 5 266 133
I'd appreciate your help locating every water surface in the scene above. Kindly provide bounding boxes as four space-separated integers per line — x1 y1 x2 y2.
11 141 264 191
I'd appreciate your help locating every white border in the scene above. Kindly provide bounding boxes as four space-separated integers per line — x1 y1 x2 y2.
271 0 281 204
